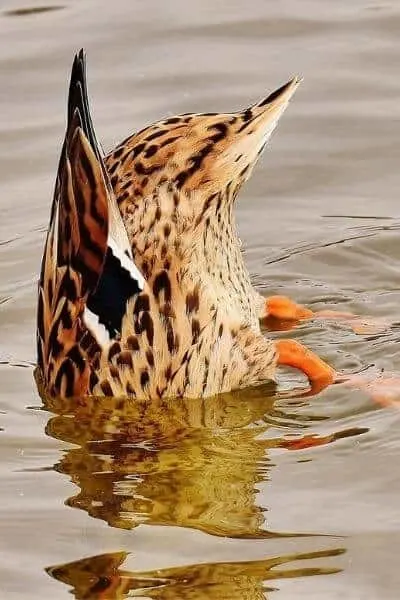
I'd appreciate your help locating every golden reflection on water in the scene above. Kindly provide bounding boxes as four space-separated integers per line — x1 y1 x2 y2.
46 548 344 600
43 386 365 538
42 387 363 598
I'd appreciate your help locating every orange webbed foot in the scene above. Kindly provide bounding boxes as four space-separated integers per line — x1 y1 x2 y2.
265 295 313 321
275 339 400 408
275 339 336 392
312 310 389 335
336 372 400 409
264 295 389 335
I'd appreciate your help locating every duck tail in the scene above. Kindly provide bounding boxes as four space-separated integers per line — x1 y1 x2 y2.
37 50 143 397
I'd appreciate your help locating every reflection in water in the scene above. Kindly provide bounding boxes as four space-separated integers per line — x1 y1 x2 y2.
42 388 362 598
3 6 64 17
46 548 344 599
43 387 365 538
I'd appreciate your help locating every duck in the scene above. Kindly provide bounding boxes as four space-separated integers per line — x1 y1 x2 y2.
35 49 342 401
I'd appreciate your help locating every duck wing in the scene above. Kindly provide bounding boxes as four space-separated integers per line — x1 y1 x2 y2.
37 50 144 397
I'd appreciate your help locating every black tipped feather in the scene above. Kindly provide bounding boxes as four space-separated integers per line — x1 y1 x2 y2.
38 48 145 378
258 80 293 107
67 49 102 160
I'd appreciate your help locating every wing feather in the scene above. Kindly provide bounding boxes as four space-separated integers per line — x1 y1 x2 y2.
37 50 144 398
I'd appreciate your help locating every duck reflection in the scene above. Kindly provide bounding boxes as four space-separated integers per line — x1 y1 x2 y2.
46 547 344 600
43 385 366 537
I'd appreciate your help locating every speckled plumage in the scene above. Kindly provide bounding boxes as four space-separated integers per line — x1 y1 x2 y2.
36 50 300 400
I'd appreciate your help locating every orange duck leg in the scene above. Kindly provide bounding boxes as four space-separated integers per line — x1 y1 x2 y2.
275 339 336 393
265 294 389 335
276 338 400 408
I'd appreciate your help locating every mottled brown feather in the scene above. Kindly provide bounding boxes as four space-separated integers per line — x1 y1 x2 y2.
36 50 300 400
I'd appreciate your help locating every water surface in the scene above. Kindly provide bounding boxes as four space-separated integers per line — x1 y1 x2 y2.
1 1 400 598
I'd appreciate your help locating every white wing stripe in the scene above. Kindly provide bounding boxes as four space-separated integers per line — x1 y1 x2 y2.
83 306 111 346
108 237 145 290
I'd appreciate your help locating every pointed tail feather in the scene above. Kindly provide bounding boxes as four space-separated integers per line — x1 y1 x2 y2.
37 50 144 397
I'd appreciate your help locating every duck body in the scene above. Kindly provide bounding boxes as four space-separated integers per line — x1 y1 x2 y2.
36 50 317 400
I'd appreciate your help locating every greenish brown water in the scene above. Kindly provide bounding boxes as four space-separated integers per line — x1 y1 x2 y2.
1 1 400 598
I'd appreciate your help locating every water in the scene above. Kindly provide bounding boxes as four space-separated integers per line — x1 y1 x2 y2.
1 1 400 598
